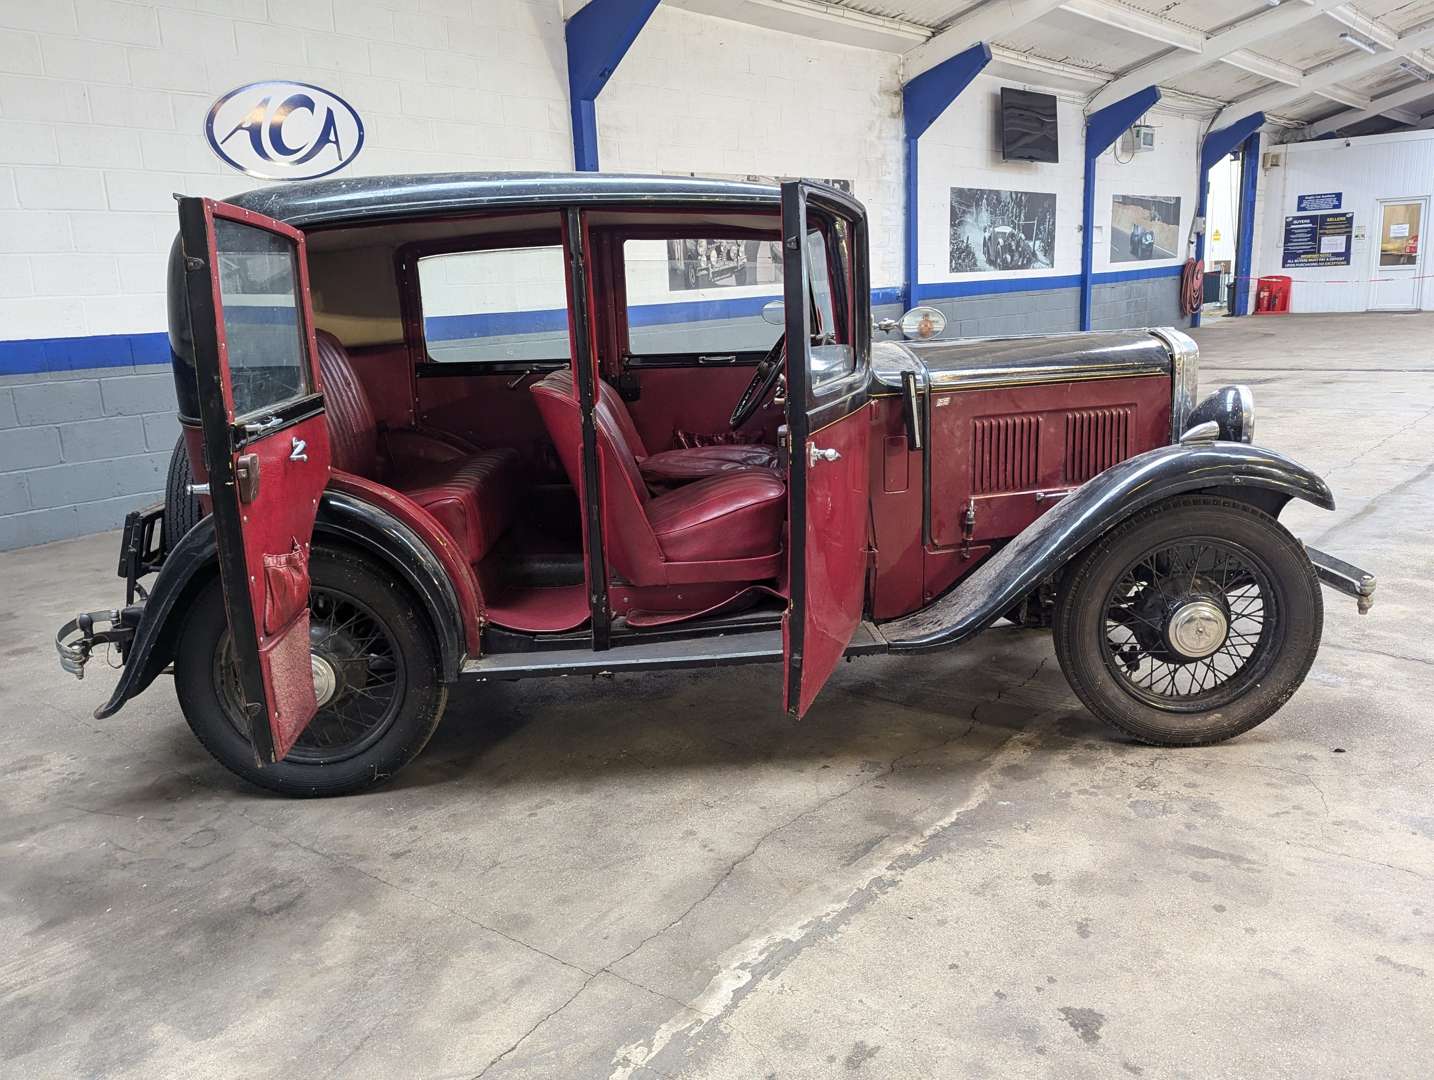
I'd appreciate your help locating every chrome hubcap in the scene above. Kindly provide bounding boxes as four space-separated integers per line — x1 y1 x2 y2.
310 654 338 707
1166 599 1228 660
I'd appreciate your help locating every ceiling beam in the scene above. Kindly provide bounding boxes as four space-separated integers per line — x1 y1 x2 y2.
903 0 1067 80
1211 21 1434 128
1302 71 1434 137
1086 0 1345 113
1326 5 1399 50
1223 49 1303 87
1059 0 1203 52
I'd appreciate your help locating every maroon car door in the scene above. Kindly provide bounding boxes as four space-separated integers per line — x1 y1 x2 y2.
177 197 332 764
781 181 873 718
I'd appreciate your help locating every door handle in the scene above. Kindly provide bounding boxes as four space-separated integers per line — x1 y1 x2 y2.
236 453 260 504
243 415 283 437
809 445 842 466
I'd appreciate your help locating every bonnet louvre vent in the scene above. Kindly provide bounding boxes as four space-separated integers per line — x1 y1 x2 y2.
1064 407 1131 484
972 415 1040 494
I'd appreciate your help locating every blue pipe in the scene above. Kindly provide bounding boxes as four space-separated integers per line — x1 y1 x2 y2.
1080 87 1160 330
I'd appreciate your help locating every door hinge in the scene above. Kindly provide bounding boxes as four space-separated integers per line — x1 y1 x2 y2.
961 498 976 560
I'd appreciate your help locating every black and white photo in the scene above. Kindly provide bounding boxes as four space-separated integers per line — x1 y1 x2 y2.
1110 194 1181 262
949 186 1056 273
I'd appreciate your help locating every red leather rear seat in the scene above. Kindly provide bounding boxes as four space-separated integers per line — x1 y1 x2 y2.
316 330 520 565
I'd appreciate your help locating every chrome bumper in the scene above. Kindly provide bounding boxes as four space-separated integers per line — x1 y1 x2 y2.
1305 545 1376 615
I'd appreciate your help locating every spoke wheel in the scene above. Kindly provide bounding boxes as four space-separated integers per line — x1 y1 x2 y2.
215 584 406 764
1100 538 1278 712
175 546 446 797
1054 496 1322 747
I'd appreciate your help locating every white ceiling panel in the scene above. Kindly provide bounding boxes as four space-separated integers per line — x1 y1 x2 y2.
1165 62 1279 101
994 7 1166 75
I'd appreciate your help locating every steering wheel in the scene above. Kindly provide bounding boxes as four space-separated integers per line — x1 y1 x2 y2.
729 334 786 430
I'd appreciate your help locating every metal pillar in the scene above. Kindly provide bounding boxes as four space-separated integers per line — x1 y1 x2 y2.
1233 130 1261 316
566 0 660 171
1081 86 1160 330
1192 111 1264 326
901 43 991 311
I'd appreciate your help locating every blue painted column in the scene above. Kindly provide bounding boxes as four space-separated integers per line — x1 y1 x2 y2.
901 43 991 312
566 0 661 171
1081 87 1160 330
1233 130 1261 316
1192 111 1264 327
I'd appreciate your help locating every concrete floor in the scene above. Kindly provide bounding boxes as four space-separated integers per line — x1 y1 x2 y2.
2 312 1431 1079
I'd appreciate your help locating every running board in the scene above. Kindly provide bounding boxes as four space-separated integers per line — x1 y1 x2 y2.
1304 544 1376 614
462 620 888 680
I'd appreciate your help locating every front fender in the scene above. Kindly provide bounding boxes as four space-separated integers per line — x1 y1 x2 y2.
879 441 1334 652
94 490 469 720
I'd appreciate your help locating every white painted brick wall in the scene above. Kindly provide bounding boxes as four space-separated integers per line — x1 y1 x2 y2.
598 5 905 293
921 72 1203 285
0 0 572 341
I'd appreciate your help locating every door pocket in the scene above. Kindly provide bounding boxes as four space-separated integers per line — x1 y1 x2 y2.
262 541 309 636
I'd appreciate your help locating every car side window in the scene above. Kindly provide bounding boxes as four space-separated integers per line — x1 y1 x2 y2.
417 246 570 364
214 218 310 419
807 223 854 390
622 238 784 356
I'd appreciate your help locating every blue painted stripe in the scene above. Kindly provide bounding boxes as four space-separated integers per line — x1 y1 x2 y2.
0 274 1176 377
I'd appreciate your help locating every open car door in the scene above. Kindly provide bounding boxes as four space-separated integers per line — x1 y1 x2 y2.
177 198 331 764
781 181 873 718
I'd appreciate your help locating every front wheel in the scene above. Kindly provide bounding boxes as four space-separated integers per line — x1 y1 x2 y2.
1053 495 1323 746
175 547 447 796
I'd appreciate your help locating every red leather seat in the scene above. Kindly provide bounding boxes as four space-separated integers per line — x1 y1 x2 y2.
592 378 778 486
531 370 785 586
316 330 520 565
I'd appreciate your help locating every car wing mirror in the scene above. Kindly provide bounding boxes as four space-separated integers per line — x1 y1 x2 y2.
761 300 784 325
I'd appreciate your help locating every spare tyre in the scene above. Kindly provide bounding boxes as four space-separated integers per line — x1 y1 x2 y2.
164 434 204 547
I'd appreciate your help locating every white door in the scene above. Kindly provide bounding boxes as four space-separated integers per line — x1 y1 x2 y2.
1369 197 1427 311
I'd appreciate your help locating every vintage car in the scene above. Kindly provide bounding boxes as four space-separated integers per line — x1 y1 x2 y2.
55 174 1375 798
1129 225 1157 260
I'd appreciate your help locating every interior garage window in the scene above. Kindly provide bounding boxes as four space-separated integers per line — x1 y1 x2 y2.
417 246 570 363
623 238 784 356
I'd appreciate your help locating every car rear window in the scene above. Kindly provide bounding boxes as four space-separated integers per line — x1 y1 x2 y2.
417 246 570 364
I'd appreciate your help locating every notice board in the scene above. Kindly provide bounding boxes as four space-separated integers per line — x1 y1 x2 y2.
1282 211 1354 268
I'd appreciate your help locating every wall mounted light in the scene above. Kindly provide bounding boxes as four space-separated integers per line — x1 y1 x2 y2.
1399 61 1433 82
1339 32 1378 54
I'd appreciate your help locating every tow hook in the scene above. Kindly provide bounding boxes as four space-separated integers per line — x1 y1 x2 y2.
55 606 144 678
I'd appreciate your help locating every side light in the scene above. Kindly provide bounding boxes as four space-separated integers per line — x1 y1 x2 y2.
1186 384 1256 444
899 306 947 340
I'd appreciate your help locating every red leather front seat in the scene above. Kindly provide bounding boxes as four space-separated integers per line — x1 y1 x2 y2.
592 379 778 485
531 370 785 586
315 330 520 565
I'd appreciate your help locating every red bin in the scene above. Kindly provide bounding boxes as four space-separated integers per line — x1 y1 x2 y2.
1254 275 1292 314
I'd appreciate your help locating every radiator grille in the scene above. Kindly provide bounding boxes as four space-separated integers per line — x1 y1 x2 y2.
972 414 1040 494
1064 407 1132 484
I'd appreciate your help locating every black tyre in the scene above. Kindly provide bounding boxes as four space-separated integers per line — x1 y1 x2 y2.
175 547 447 796
1053 495 1322 746
164 434 204 547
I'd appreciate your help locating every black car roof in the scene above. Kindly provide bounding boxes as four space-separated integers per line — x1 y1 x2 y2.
224 171 783 229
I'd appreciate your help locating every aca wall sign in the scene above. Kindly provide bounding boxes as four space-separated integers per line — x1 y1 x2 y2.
206 81 364 181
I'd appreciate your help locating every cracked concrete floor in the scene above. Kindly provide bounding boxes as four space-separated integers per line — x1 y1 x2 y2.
3 312 1432 1079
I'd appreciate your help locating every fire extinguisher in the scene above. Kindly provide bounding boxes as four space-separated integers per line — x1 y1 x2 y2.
1257 286 1270 312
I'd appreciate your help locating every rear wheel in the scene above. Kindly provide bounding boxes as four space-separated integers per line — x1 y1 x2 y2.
175 547 446 796
1053 496 1322 746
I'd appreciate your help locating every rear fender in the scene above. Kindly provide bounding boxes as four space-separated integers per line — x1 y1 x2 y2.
880 441 1333 652
94 490 469 720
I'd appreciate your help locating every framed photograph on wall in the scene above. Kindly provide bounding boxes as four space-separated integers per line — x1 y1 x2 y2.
1110 194 1181 263
949 187 1056 273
